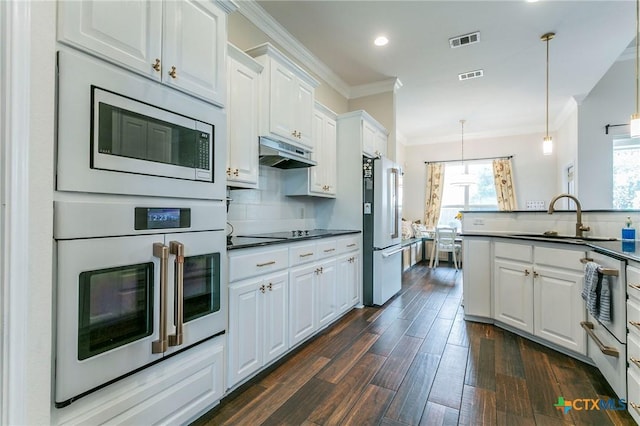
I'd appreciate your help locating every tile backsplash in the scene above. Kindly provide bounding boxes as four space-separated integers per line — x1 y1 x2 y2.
227 166 318 235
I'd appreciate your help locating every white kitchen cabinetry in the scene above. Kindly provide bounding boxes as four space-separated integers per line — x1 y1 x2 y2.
285 102 337 197
246 43 319 150
228 271 288 388
226 44 262 188
493 241 586 354
289 262 318 347
58 0 232 106
462 237 492 320
336 237 361 314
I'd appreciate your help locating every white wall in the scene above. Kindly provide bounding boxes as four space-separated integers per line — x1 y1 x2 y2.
555 100 579 199
402 132 558 223
577 58 634 209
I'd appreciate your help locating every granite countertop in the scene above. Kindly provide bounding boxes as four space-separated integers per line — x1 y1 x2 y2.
227 229 361 251
462 231 639 263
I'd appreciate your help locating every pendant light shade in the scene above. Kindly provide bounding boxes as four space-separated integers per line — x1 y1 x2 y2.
542 32 555 155
450 120 477 186
631 0 640 138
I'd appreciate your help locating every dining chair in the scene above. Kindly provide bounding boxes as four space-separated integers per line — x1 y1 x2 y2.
434 226 462 270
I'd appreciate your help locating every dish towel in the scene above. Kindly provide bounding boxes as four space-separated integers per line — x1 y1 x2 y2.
582 262 599 316
582 261 612 324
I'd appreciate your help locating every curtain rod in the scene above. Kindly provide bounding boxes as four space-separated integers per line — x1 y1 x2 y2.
604 123 628 135
424 155 513 165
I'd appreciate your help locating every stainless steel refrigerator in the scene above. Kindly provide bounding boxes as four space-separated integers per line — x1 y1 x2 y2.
362 156 403 306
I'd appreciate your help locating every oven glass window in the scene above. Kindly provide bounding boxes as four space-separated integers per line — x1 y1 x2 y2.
78 263 153 360
182 253 220 323
97 103 198 168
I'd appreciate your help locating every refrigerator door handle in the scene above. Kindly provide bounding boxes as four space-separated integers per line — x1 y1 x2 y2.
389 168 400 239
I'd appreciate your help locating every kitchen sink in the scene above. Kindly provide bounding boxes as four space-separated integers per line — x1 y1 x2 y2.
510 233 617 242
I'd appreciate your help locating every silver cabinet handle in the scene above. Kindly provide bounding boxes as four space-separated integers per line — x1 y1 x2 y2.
152 243 169 354
299 253 314 258
323 248 336 253
168 241 184 347
581 321 619 357
257 261 276 267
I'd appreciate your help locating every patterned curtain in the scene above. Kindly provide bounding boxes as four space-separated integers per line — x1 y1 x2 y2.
424 163 445 229
493 158 517 211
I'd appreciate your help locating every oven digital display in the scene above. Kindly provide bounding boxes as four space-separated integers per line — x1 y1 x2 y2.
134 207 191 230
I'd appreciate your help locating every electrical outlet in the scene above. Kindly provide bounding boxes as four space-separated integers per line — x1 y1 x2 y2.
472 218 485 226
526 200 546 210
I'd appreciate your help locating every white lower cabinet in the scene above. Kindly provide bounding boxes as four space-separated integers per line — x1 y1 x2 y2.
628 261 640 422
289 263 318 347
317 258 338 328
462 237 492 318
228 271 288 388
337 252 360 314
493 241 586 354
53 336 225 425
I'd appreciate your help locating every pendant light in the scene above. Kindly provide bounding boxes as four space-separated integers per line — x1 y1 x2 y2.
541 32 555 155
631 0 640 138
450 119 476 186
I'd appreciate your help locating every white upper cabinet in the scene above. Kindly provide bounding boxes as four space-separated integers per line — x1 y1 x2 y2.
246 43 319 150
58 0 233 106
285 102 337 198
226 43 262 188
338 110 388 159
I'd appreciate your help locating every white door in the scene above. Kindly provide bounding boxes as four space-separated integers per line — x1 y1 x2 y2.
269 61 295 140
263 272 289 363
228 278 262 387
534 266 586 354
309 110 325 194
494 259 534 333
373 156 401 249
163 0 226 106
227 54 260 187
289 264 317 347
57 0 163 80
317 259 337 328
294 79 314 148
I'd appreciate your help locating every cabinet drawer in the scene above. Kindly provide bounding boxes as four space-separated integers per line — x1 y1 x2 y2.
229 247 289 282
289 242 317 266
629 264 640 302
534 246 584 271
628 367 640 424
629 298 640 336
585 313 627 401
317 239 337 259
337 235 360 254
494 241 532 263
629 330 640 373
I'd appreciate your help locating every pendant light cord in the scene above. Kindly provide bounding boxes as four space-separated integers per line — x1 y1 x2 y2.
460 119 465 168
546 35 549 137
636 0 639 115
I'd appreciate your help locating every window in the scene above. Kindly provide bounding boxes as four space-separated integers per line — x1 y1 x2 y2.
438 161 498 231
613 137 640 209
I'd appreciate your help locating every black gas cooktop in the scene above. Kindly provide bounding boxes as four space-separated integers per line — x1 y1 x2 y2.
241 229 338 239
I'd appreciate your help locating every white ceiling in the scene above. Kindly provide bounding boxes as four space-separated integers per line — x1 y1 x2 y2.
255 0 636 145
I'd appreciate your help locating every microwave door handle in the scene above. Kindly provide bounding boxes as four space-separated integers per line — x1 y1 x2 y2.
152 243 169 354
168 241 184 347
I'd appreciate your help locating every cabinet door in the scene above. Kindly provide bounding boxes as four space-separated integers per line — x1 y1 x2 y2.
294 79 314 149
163 0 226 106
228 278 262 387
362 120 377 157
289 264 317 347
269 61 295 140
349 253 361 307
227 55 260 188
336 254 351 314
494 259 534 333
57 0 162 79
263 272 289 364
309 110 326 194
374 130 387 158
323 117 337 195
317 259 337 329
534 266 586 354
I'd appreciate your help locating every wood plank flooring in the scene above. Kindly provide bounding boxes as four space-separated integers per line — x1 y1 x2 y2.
193 262 635 425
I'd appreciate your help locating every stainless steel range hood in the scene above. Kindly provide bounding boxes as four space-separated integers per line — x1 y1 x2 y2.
259 137 317 169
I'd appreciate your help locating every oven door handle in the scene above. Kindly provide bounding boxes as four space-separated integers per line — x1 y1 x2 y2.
581 321 619 357
168 241 184 347
152 243 169 354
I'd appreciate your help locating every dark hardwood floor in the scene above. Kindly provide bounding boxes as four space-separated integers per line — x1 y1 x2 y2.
194 262 635 425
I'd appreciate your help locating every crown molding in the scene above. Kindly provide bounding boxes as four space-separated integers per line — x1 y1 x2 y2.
236 0 351 98
351 78 403 99
617 45 635 62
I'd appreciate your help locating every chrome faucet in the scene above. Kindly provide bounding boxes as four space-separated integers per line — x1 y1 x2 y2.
547 193 591 238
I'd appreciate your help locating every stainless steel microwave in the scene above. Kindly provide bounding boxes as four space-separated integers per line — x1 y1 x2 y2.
57 49 226 200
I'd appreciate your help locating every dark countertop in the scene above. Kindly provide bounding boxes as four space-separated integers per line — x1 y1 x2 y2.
227 229 361 251
462 232 640 263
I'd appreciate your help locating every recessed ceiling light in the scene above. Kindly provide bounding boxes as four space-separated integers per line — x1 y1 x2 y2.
526 0 539 3
374 36 389 47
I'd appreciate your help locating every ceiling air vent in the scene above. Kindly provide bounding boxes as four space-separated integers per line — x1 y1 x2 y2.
458 69 484 81
449 31 480 48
